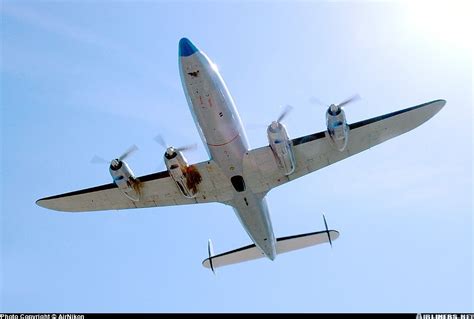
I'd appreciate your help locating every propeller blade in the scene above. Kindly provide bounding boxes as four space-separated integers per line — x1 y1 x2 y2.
309 96 328 108
277 104 293 123
154 135 167 149
323 213 333 248
118 144 138 161
155 134 197 154
176 143 197 152
337 94 361 108
90 155 109 164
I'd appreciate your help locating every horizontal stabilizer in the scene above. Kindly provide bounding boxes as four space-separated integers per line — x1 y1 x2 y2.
202 230 339 269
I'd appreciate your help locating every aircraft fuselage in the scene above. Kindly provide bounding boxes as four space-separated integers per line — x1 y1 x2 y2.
178 38 277 260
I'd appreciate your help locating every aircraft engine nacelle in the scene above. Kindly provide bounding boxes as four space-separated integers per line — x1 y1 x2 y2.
164 147 202 198
109 160 142 201
267 121 296 175
326 105 349 152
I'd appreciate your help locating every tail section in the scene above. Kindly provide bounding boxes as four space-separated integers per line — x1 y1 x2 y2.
202 229 339 270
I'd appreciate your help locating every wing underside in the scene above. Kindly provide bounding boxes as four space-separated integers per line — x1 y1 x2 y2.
36 160 234 212
37 99 445 213
242 99 445 194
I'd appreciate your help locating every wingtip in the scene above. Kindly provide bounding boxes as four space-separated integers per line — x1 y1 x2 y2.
35 198 57 212
35 197 70 212
35 198 54 211
430 99 446 116
36 198 45 207
202 258 215 274
433 99 446 107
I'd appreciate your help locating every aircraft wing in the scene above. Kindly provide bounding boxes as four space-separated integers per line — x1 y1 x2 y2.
242 99 446 194
36 160 234 212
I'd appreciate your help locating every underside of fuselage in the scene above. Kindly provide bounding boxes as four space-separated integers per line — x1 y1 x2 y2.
178 38 277 260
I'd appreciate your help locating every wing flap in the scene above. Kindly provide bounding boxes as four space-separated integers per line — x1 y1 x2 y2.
202 230 339 269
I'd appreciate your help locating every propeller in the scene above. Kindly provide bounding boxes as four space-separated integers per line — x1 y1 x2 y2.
270 104 293 130
310 94 361 114
118 144 138 161
90 155 109 164
322 213 333 248
154 134 197 155
90 144 138 167
309 96 328 108
337 94 361 108
277 104 293 123
154 135 167 149
246 104 294 131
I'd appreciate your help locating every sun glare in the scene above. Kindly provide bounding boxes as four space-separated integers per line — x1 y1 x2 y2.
403 1 473 51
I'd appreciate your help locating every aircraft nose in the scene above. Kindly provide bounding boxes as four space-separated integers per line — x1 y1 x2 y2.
179 37 199 57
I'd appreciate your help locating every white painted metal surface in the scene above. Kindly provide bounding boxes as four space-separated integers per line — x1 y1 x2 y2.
202 230 340 269
36 38 445 269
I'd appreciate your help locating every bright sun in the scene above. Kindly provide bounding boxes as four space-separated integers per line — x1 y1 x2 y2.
402 1 473 51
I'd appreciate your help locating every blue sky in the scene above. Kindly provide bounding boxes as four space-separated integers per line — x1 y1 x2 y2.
1 1 472 313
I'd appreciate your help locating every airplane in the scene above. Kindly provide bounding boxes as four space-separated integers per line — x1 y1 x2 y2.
36 37 446 272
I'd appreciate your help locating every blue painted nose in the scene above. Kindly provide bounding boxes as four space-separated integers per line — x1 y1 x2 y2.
179 37 199 57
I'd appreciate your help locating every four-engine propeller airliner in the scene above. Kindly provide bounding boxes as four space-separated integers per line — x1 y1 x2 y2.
36 37 446 271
